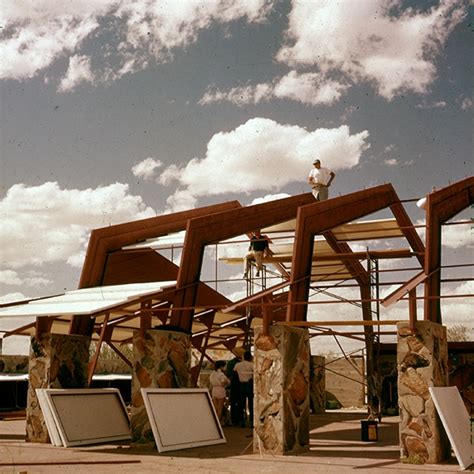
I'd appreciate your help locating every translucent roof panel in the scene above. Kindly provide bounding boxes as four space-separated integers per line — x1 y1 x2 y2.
0 281 176 318
122 231 186 250
331 219 404 241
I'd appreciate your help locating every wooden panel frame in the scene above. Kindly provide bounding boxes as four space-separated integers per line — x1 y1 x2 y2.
37 388 130 447
141 388 226 452
36 389 63 446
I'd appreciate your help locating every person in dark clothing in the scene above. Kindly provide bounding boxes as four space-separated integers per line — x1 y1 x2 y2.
243 230 271 278
226 350 244 426
234 350 254 428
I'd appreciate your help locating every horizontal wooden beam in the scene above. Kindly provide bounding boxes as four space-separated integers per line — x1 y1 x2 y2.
220 248 417 264
310 330 397 336
221 280 291 313
277 320 403 327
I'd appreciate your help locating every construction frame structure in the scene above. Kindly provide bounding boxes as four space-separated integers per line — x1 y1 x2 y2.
1 176 473 462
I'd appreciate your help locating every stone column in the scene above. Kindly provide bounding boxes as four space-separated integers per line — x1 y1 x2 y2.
131 329 191 445
310 355 326 414
397 321 450 464
26 333 90 443
254 325 310 455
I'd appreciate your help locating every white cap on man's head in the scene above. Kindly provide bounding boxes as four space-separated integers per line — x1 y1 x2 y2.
313 158 321 165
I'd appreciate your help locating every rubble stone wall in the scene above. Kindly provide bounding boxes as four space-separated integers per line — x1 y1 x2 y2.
26 334 90 443
254 325 310 455
131 329 191 446
397 321 450 464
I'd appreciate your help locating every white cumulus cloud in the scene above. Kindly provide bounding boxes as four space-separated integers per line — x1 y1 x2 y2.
0 292 27 304
0 0 273 89
131 157 163 181
415 219 473 249
58 55 95 93
200 71 349 106
0 181 155 269
0 0 113 81
276 0 465 100
0 270 52 288
250 193 291 205
159 117 369 211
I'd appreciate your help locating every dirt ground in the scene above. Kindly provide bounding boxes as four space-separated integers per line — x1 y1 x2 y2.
0 410 466 473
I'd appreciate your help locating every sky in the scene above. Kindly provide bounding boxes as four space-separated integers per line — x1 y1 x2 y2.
0 0 472 354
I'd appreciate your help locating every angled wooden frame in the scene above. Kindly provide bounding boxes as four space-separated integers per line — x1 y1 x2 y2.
286 184 418 322
170 193 315 331
71 201 241 334
424 177 474 323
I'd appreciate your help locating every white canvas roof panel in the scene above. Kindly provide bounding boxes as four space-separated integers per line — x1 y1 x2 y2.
0 281 176 318
332 219 404 241
122 231 186 250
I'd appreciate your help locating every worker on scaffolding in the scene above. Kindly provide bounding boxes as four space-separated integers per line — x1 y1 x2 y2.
243 229 271 279
308 158 335 201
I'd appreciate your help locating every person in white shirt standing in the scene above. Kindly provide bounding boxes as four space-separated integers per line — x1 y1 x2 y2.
209 360 230 424
234 350 254 428
308 158 335 201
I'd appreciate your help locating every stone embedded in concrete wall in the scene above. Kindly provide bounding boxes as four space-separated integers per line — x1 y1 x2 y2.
26 333 90 443
254 325 310 455
397 321 450 465
131 329 191 446
310 355 325 414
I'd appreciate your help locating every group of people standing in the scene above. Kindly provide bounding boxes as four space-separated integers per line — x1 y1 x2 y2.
209 350 254 428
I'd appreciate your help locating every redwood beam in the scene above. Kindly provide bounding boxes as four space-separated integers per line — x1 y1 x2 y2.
139 301 152 338
287 184 400 322
101 249 179 285
71 202 241 336
221 280 290 313
322 231 369 286
278 320 402 326
390 201 425 266
35 317 52 338
68 314 94 336
170 193 314 332
106 341 133 368
79 201 242 289
223 248 415 263
191 311 215 386
381 270 427 307
87 314 111 386
409 288 417 334
261 295 273 335
424 177 474 323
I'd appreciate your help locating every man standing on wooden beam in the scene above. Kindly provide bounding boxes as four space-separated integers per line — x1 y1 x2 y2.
308 158 336 201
